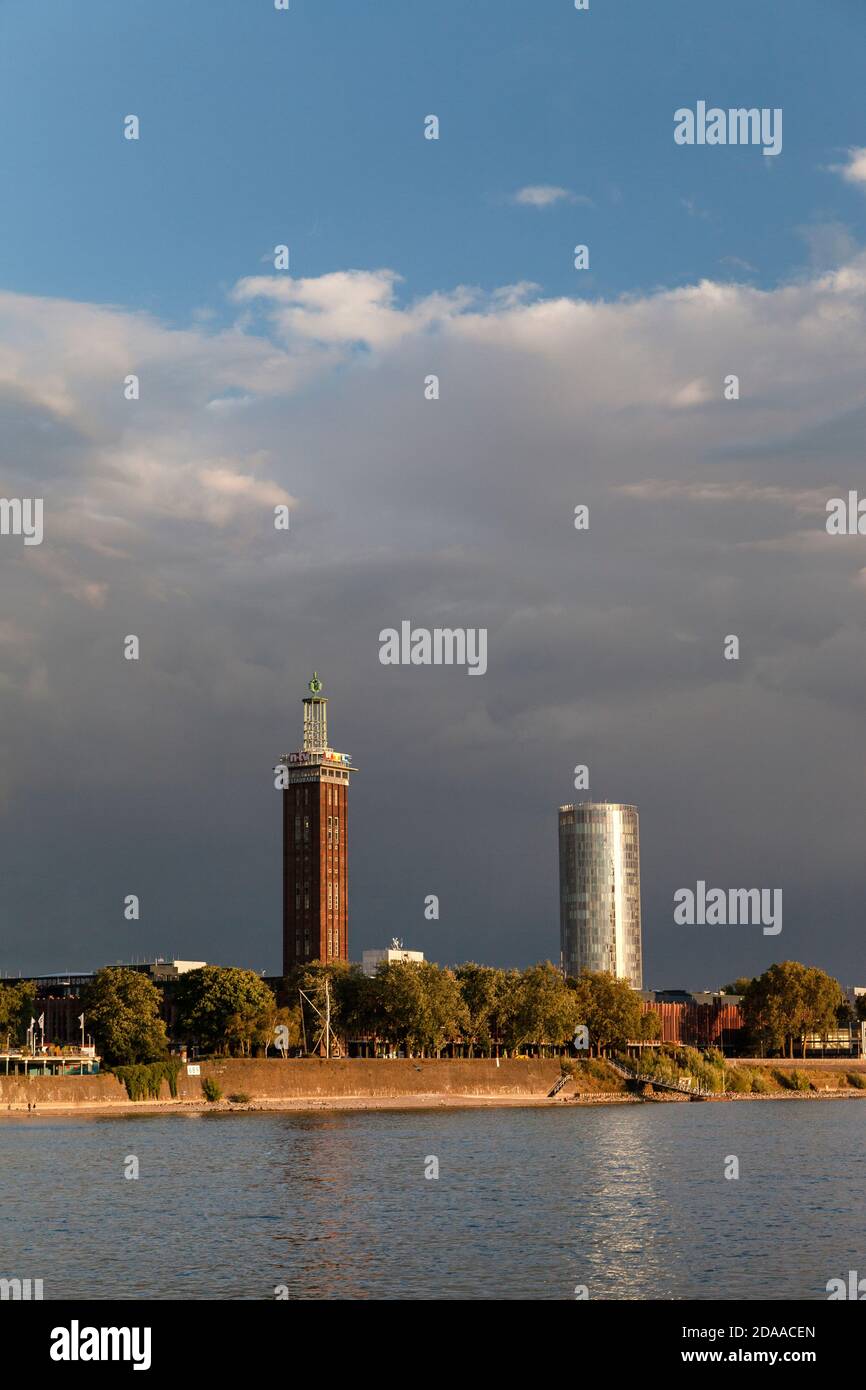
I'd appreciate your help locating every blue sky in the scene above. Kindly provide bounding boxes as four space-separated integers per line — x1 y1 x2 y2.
1 0 864 322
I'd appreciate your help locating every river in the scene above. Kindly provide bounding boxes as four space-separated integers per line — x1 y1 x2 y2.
1 1101 862 1299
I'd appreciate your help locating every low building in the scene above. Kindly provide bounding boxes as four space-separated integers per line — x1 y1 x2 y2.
1 1046 100 1077
1 960 209 1046
640 989 745 1054
362 941 425 977
135 959 207 981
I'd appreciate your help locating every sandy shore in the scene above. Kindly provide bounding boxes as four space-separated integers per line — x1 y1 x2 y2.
0 1092 639 1119
2 1088 864 1119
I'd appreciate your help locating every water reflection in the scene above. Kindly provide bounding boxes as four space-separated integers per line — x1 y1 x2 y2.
0 1103 863 1299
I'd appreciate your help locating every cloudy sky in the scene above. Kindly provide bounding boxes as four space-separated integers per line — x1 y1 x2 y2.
1 0 865 988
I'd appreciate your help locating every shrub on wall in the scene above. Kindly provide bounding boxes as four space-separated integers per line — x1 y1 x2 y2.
724 1066 753 1093
773 1068 812 1092
114 1060 181 1102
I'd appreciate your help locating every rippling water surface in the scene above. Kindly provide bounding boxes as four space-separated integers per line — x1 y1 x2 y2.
1 1102 862 1299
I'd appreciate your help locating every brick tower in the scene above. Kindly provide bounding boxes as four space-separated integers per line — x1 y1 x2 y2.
278 674 357 974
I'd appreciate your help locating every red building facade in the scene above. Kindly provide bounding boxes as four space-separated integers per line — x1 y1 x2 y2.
641 998 744 1053
278 675 357 974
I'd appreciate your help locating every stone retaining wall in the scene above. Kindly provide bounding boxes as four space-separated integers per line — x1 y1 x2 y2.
0 1058 564 1107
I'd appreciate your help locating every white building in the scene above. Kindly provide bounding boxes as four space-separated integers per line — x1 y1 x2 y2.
362 940 424 977
143 959 207 980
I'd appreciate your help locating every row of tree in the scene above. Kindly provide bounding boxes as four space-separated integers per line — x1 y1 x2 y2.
3 957 857 1066
294 959 661 1058
76 960 650 1065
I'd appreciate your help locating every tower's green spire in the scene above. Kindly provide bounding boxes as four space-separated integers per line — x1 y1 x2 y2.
309 672 322 694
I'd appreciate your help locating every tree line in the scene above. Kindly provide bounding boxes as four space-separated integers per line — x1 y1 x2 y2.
74 960 651 1065
2 957 858 1067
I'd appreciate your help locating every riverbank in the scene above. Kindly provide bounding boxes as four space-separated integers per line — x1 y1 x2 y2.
2 1090 865 1119
0 1057 577 1115
1 1054 865 1118
0 1091 637 1118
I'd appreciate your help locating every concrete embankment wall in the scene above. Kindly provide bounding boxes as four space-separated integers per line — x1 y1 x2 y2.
4 1056 860 1110
0 1058 565 1108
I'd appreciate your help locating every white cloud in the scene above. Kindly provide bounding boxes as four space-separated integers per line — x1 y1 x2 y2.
681 196 710 221
511 184 590 209
231 269 475 351
830 146 866 187
798 220 859 269
615 481 831 512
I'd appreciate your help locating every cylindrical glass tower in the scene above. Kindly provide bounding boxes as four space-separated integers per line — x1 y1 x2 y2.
558 801 642 987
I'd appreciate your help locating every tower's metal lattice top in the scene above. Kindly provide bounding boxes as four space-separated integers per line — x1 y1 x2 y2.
302 672 328 750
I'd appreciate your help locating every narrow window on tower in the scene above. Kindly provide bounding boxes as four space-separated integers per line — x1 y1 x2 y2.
334 884 339 910
294 814 301 842
335 930 339 953
335 820 340 845
304 888 309 910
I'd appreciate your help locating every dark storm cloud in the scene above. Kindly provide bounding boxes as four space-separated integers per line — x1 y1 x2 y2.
1 261 865 987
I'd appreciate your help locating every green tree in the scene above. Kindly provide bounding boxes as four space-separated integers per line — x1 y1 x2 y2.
743 962 844 1058
456 963 505 1056
722 977 753 996
569 970 643 1056
638 1008 662 1041
244 1002 305 1057
378 960 425 1053
173 966 275 1055
0 981 37 1049
418 964 470 1057
800 965 846 1054
82 968 168 1066
295 960 352 1054
377 962 468 1057
492 970 538 1055
510 962 578 1053
269 1004 304 1055
334 966 383 1048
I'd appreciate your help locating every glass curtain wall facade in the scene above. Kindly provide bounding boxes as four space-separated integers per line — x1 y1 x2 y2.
558 801 642 988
